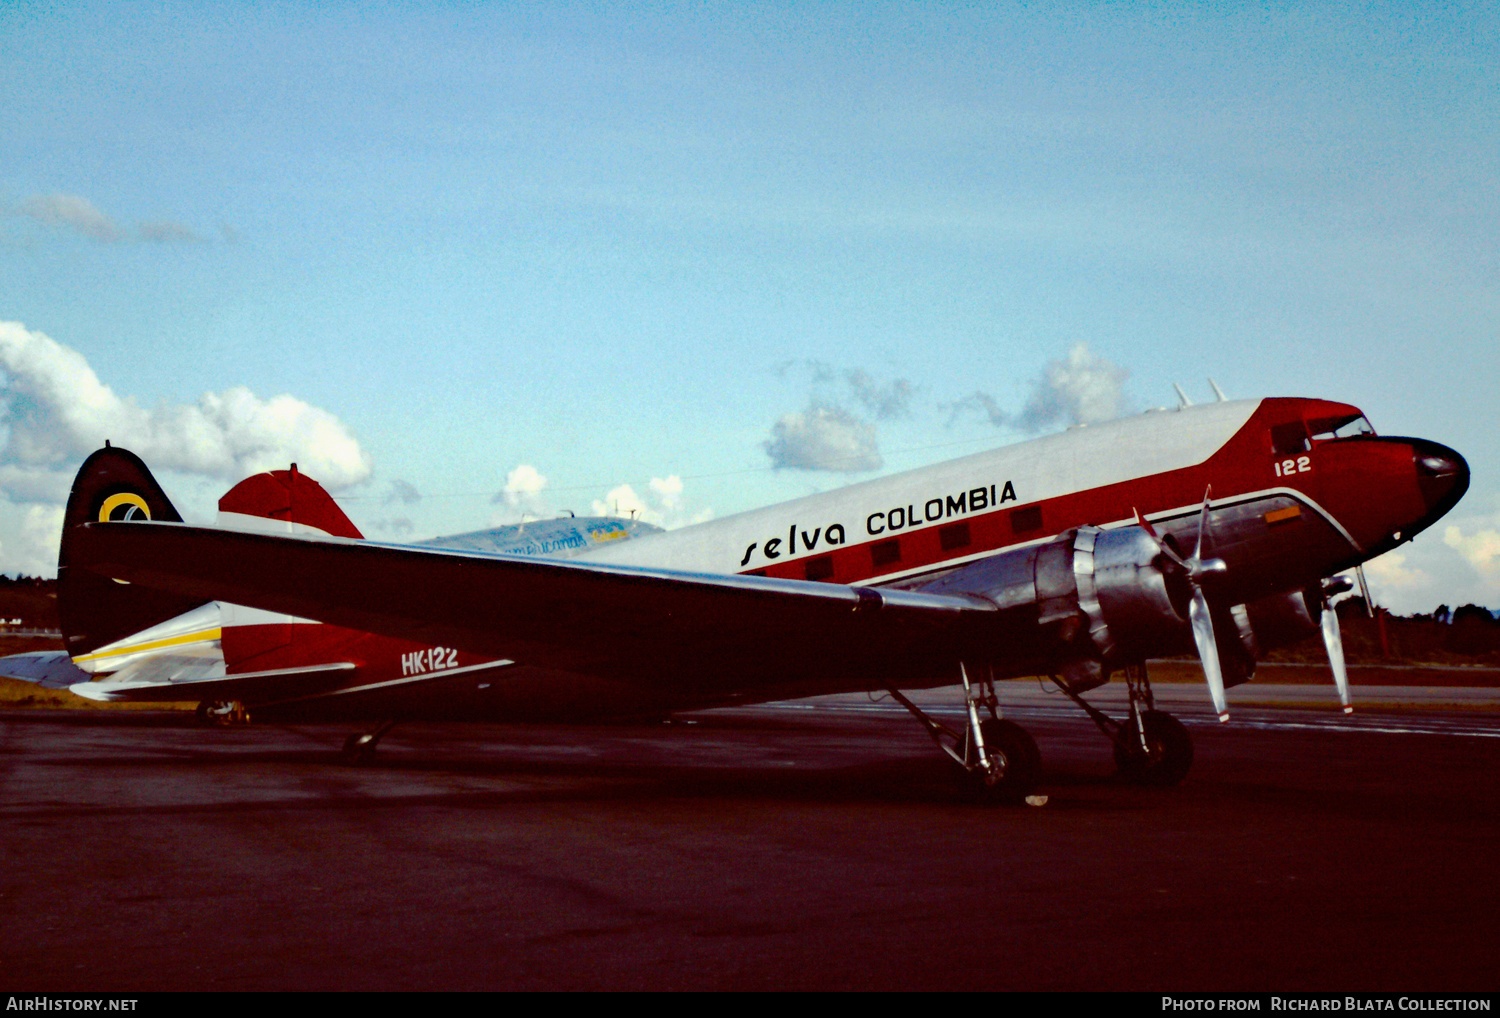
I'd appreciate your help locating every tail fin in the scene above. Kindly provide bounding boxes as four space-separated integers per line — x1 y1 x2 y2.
217 464 363 538
58 446 206 660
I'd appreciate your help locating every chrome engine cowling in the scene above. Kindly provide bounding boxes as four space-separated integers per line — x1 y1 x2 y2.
916 525 1193 691
1233 588 1324 658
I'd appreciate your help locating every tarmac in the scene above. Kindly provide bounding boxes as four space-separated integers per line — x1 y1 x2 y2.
2 684 1497 991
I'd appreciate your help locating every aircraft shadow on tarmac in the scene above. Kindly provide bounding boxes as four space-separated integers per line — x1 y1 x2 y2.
3 707 1164 808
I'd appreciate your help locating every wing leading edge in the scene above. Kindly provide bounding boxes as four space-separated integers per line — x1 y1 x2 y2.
71 521 1000 704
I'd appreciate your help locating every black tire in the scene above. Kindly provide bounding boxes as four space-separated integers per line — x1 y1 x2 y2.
1115 710 1193 786
968 718 1041 803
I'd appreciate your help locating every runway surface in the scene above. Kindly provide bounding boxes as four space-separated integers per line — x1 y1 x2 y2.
2 687 1497 992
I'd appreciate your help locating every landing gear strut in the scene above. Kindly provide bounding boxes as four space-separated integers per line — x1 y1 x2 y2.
195 700 249 726
1051 661 1193 786
888 662 1042 804
341 720 396 764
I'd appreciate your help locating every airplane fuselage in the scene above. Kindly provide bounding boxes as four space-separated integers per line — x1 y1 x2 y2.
60 396 1468 725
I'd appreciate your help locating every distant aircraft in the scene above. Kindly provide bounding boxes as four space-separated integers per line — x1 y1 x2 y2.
0 396 1469 800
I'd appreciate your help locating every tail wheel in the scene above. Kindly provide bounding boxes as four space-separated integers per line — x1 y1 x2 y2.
195 700 247 726
972 718 1041 802
1115 709 1193 786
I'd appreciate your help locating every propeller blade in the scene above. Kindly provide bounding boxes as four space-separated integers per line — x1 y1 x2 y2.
1321 599 1353 714
1193 486 1215 564
1188 589 1230 722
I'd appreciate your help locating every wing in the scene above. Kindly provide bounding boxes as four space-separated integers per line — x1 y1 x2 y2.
70 521 999 702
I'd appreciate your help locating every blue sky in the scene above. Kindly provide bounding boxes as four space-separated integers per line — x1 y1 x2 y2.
2 1 1496 614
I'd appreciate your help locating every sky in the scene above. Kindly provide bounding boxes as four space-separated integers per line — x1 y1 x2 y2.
1 1 1496 615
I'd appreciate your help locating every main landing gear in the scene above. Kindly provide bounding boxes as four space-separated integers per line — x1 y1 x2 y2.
1052 662 1194 786
889 663 1043 805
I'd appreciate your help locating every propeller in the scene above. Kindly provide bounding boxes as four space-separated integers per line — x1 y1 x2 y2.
1319 576 1354 713
1136 488 1231 722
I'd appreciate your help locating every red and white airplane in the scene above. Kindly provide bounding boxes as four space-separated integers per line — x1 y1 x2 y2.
7 395 1469 800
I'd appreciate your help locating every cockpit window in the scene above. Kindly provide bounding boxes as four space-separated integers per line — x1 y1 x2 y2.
1271 422 1310 455
1308 414 1375 442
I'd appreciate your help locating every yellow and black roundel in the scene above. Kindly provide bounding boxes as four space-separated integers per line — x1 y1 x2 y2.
98 492 151 522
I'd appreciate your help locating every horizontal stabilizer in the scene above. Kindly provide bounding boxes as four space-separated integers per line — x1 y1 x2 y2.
71 660 358 703
0 650 92 690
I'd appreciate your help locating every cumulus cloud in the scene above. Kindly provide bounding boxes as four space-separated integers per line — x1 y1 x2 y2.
0 503 66 578
764 403 882 473
952 343 1130 432
590 475 706 528
493 464 549 517
1444 521 1500 586
0 321 371 489
593 483 648 521
649 475 684 510
1362 550 1433 598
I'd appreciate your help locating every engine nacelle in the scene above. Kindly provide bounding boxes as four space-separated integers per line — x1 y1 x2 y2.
1232 588 1324 658
916 525 1192 691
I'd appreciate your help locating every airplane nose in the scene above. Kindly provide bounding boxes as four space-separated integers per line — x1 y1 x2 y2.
1412 439 1470 519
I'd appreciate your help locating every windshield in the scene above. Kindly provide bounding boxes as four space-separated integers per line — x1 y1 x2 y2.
1308 414 1375 442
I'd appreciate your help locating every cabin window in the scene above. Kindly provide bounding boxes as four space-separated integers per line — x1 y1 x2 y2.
1271 422 1310 455
803 555 834 581
870 538 901 568
938 521 972 551
1010 505 1043 535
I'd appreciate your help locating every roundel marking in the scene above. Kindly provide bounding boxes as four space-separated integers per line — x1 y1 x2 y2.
99 492 151 522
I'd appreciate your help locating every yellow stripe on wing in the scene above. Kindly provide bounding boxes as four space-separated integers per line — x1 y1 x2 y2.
72 628 223 665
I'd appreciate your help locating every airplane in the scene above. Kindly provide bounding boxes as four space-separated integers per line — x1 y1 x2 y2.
0 394 1469 801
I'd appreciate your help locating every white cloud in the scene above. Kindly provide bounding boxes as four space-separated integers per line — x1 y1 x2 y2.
589 476 707 529
593 483 648 521
952 343 1131 433
1016 343 1130 430
1444 521 1500 586
763 403 882 473
1362 550 1432 597
0 321 372 576
0 321 371 488
1354 518 1500 616
495 464 549 519
0 502 66 578
649 475 683 510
